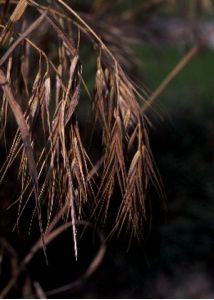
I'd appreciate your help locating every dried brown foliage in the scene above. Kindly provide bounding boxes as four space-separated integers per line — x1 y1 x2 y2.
0 0 161 259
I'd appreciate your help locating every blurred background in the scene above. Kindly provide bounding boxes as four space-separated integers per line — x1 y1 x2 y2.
0 0 214 298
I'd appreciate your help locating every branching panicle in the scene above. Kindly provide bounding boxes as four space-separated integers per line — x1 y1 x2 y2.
0 0 161 256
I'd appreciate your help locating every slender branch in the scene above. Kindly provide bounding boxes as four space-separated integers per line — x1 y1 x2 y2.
0 10 47 67
46 222 106 297
141 41 204 113
0 207 69 299
55 0 116 62
0 217 106 298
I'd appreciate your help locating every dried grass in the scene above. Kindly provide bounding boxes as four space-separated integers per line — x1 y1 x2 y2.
0 0 161 258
